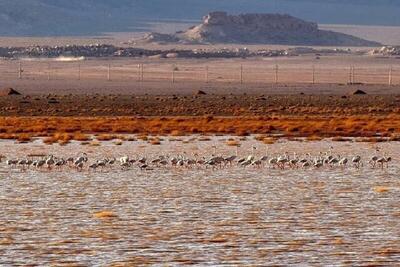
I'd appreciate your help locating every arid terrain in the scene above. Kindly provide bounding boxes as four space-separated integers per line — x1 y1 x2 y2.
1 55 400 93
3 3 400 266
2 25 400 267
0 34 400 141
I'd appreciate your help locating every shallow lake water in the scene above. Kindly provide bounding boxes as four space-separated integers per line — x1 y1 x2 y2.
0 137 400 266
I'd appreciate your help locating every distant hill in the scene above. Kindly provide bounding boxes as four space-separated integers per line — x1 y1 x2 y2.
138 12 380 46
172 12 380 46
0 0 399 36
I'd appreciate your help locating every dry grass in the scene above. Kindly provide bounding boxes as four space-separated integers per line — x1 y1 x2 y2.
16 133 33 143
1 115 400 141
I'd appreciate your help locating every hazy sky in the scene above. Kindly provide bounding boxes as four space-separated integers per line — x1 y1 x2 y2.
0 0 399 36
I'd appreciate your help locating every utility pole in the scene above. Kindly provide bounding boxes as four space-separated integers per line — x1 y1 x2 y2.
47 63 51 81
78 63 81 80
205 65 209 83
349 66 353 84
18 62 22 79
240 64 243 84
312 65 315 84
141 63 144 82
275 64 279 84
172 64 176 83
389 66 393 86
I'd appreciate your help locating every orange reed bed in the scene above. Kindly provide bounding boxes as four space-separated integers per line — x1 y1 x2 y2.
0 115 399 141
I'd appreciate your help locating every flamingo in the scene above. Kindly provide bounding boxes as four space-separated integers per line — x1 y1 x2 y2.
339 157 348 167
251 159 262 168
224 155 237 166
314 161 323 168
352 155 362 168
89 163 98 171
268 157 278 168
369 155 379 168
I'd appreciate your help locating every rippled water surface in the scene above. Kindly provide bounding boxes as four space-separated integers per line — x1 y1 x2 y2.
1 138 400 266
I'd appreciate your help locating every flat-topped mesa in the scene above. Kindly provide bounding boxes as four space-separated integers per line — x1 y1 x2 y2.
176 11 381 46
203 11 317 31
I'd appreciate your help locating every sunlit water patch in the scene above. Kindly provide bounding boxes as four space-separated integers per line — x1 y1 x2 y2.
0 138 400 266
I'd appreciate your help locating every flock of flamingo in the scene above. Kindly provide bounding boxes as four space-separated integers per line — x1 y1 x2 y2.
0 146 392 172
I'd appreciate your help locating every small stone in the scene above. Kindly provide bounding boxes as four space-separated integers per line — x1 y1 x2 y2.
196 90 207 95
352 89 367 95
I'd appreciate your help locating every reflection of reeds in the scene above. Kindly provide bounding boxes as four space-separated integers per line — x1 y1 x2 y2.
373 186 389 193
389 134 400 141
113 140 123 146
1 115 400 141
96 134 116 141
90 141 101 147
149 138 161 145
93 211 118 219
331 137 353 142
262 137 277 144
355 137 387 143
226 140 240 146
306 135 322 141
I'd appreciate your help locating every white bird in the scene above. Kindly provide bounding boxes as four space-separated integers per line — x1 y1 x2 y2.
120 156 129 164
247 155 255 162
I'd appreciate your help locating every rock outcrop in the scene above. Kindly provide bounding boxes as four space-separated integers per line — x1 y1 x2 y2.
167 12 380 46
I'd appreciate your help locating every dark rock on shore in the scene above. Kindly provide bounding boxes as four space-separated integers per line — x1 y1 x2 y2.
352 89 367 95
0 88 21 96
196 90 207 95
